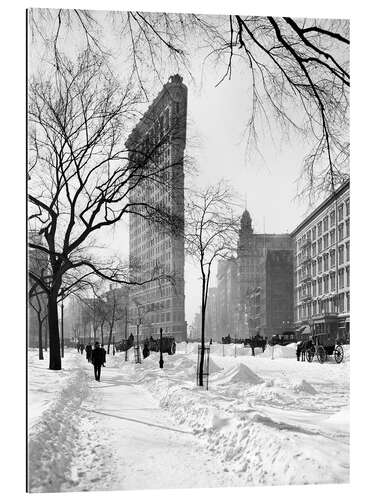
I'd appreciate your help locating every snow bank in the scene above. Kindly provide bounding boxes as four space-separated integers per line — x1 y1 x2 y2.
213 363 263 385
292 379 318 395
260 343 297 359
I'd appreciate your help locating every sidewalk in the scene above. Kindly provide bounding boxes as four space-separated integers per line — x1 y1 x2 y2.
64 353 245 491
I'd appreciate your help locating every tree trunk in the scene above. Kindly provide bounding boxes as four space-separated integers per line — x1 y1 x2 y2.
38 314 44 360
199 278 206 387
48 292 61 370
44 321 48 351
107 325 114 354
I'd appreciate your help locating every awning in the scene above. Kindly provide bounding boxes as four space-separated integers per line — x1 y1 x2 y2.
297 325 311 335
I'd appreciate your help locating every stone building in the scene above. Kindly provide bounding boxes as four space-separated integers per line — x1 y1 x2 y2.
213 209 294 340
237 210 293 338
205 287 219 341
291 180 350 339
126 75 188 342
215 258 238 339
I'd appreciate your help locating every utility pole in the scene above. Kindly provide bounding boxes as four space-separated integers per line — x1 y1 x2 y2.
159 327 164 369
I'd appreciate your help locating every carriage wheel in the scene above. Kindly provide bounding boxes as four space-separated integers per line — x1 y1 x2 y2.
317 346 326 364
334 345 344 364
306 348 315 362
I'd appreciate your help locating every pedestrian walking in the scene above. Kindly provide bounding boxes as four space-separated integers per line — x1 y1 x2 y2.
92 341 105 381
296 341 301 361
76 342 80 353
85 343 92 363
80 343 84 355
101 343 106 367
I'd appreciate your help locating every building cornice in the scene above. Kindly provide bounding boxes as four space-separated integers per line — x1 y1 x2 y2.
290 180 350 237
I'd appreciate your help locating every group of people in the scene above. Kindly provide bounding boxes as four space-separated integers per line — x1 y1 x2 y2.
76 341 107 381
76 343 85 355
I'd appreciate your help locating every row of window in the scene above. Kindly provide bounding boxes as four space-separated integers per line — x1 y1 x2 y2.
297 196 349 250
297 220 349 264
298 243 349 283
297 292 350 320
298 266 349 299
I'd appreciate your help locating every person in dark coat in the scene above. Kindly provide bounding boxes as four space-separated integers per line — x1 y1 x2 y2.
85 343 92 363
296 341 302 361
100 344 106 367
80 343 84 355
92 342 105 381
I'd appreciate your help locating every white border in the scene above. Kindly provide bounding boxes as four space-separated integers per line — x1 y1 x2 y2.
1 1 373 499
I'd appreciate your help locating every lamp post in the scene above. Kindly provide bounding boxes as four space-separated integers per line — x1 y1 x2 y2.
159 327 164 369
61 288 65 358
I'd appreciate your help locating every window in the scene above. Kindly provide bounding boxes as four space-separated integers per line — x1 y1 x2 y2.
312 301 317 315
324 275 329 293
318 277 322 295
323 254 329 272
323 234 329 249
346 266 350 287
330 250 336 268
346 242 350 262
318 221 322 236
345 198 350 216
318 238 322 253
338 223 344 241
338 204 344 222
323 216 329 232
312 242 316 257
346 292 350 312
312 227 316 240
330 229 336 246
318 257 322 274
330 210 336 227
330 272 336 291
338 293 345 312
306 229 311 241
312 260 317 276
338 269 345 289
312 280 317 296
338 245 344 264
346 219 350 238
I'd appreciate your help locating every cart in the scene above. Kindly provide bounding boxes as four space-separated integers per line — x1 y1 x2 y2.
306 332 344 364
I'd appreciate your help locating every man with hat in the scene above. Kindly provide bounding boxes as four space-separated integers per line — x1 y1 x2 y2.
91 341 105 381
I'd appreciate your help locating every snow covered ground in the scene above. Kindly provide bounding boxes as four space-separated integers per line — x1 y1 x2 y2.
27 342 349 492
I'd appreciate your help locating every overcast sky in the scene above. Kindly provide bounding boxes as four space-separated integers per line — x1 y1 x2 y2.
29 10 331 325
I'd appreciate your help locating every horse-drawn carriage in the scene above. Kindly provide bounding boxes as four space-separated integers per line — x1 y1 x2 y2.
244 334 267 352
144 335 176 355
304 332 344 364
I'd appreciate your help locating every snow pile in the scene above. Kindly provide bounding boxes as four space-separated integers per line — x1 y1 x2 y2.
292 379 318 395
260 342 297 359
212 363 264 385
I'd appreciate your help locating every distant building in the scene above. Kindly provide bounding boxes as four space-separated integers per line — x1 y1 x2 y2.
216 259 238 339
237 210 293 338
213 210 294 340
291 180 350 339
126 75 188 341
205 287 219 341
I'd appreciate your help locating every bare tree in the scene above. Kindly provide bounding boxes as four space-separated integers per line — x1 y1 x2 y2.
185 181 240 386
29 9 349 198
28 50 183 370
29 288 48 360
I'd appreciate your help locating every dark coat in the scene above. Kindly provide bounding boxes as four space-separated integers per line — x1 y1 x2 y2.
92 346 105 365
